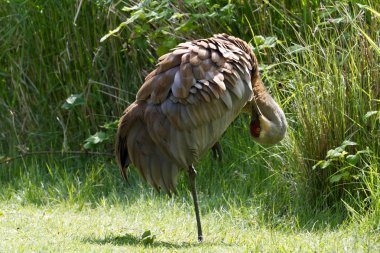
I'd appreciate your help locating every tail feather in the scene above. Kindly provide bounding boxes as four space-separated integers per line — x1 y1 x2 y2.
116 134 130 182
115 102 181 195
115 102 142 182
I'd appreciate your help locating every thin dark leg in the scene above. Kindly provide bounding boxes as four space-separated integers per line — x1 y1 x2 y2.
188 165 203 242
211 142 222 161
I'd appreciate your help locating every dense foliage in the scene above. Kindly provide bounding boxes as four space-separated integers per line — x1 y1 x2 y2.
0 0 379 228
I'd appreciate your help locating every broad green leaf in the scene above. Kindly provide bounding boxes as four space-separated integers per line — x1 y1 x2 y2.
83 142 94 150
253 35 265 46
321 160 332 169
156 38 178 56
102 120 119 130
84 131 109 149
170 12 185 20
312 160 324 170
85 131 108 144
122 5 141 12
61 94 85 110
342 171 351 180
262 36 277 48
329 172 350 183
175 19 195 33
346 154 359 165
326 148 346 159
341 140 357 147
287 44 306 54
329 174 343 183
313 160 331 169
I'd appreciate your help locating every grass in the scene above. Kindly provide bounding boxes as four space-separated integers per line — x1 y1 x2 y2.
1 196 379 252
0 144 376 251
1 0 380 252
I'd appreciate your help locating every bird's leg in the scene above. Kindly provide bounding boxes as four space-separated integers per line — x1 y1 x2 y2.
211 142 222 161
188 165 203 242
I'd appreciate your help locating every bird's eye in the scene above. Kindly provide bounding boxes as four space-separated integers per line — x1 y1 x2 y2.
250 118 261 138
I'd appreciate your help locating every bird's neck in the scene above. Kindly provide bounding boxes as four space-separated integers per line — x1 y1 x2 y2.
250 80 287 145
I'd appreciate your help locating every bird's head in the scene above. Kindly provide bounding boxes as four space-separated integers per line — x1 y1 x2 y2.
245 80 287 145
214 33 287 145
249 111 287 145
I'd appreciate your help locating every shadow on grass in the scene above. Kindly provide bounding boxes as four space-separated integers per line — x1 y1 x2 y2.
83 232 228 249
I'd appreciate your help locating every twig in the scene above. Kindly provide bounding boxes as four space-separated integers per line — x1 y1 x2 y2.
0 150 114 165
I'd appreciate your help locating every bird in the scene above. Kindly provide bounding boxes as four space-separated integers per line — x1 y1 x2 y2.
115 34 287 242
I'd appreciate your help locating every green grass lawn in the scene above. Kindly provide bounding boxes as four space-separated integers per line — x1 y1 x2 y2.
1 1 379 252
1 194 379 252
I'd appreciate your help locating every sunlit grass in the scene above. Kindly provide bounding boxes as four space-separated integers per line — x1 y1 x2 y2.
0 0 380 251
1 197 379 252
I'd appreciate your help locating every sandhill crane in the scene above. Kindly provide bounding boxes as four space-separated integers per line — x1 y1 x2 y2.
116 34 287 242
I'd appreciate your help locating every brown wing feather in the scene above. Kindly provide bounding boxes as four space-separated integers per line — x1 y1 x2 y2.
115 101 181 194
116 34 257 192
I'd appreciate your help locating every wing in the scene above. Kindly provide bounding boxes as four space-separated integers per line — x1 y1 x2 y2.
116 34 257 193
137 34 255 129
139 34 256 166
116 101 180 194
